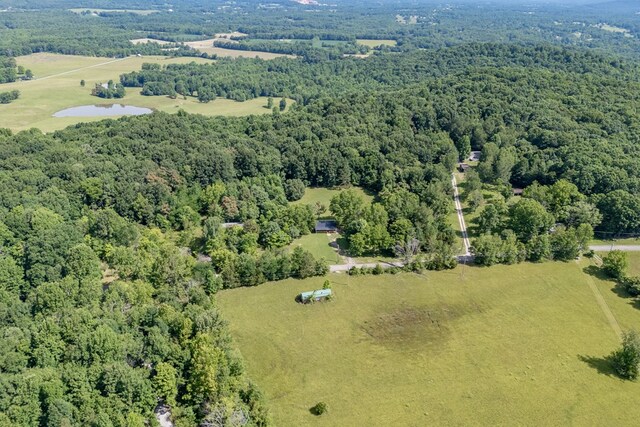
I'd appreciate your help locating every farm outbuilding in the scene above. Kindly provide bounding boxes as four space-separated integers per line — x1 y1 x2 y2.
458 163 470 173
315 220 338 233
298 289 332 303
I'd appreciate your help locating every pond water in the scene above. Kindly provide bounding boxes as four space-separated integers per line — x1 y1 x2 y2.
53 104 153 118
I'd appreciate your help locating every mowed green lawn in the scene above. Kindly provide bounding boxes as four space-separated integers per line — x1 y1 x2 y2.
0 53 287 132
218 261 640 426
288 233 344 265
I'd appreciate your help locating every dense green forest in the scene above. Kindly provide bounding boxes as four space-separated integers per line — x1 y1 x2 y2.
1 0 640 59
3 0 640 425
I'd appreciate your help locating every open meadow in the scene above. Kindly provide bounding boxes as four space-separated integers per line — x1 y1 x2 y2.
218 260 640 426
184 39 293 59
0 53 286 132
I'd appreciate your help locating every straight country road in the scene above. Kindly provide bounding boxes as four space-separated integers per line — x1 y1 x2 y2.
590 245 640 252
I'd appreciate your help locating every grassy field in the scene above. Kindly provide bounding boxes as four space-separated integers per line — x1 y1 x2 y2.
356 39 397 48
292 187 374 215
588 253 640 333
288 233 344 265
218 260 640 425
183 39 293 59
0 53 289 132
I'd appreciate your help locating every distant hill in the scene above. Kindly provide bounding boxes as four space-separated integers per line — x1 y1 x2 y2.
584 0 640 13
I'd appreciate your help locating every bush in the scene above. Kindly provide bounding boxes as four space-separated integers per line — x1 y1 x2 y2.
610 330 640 380
622 276 640 297
602 250 628 279
310 402 327 416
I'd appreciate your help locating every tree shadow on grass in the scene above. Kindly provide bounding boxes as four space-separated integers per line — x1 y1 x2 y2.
578 354 617 378
582 265 610 281
612 281 634 299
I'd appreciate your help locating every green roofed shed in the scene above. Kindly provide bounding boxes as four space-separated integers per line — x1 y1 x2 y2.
299 289 332 303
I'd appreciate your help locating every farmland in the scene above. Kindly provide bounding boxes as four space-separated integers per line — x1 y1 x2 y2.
218 260 640 426
0 53 287 132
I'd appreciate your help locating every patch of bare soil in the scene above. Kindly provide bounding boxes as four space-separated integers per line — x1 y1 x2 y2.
362 302 483 349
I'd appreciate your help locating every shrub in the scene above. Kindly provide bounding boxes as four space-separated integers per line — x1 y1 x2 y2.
310 402 327 416
610 330 640 380
622 276 640 297
602 250 628 279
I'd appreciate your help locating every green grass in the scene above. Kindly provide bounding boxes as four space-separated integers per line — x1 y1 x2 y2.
288 233 344 265
356 39 397 48
591 237 640 247
292 187 374 215
218 261 640 425
0 53 291 132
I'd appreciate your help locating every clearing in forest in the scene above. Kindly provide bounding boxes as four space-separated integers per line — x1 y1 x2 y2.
218 260 640 425
0 53 289 132
184 39 293 59
356 39 397 48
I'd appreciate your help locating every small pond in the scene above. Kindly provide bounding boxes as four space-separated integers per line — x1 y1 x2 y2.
53 104 153 118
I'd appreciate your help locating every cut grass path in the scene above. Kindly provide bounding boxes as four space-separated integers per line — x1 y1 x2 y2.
33 57 130 80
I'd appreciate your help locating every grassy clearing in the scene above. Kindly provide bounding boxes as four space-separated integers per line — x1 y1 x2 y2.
288 233 344 265
356 39 397 48
130 38 171 45
184 39 293 59
218 261 640 426
292 187 374 214
68 8 159 15
595 23 630 34
0 53 290 132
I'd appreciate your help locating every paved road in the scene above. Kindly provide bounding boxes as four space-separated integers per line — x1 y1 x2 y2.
590 245 640 252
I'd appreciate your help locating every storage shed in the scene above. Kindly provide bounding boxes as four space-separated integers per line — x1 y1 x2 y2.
298 289 332 303
315 220 338 233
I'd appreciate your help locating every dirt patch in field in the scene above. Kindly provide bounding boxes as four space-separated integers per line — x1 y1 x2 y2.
362 303 483 349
